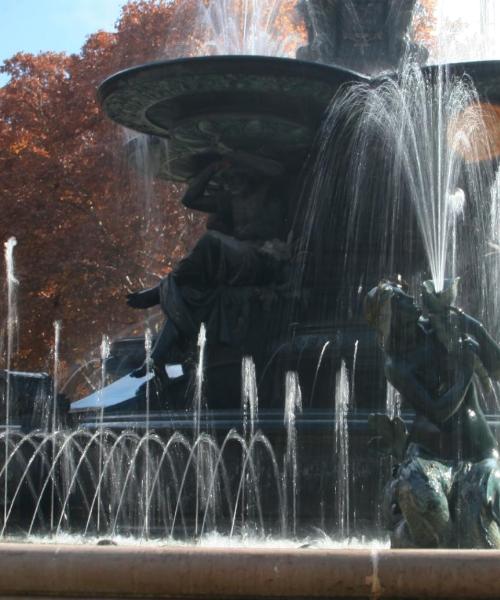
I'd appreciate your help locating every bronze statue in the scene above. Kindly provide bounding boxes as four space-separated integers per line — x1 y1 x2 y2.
365 278 500 548
127 153 290 381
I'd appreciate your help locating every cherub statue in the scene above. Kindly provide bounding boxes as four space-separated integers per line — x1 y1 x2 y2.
365 278 500 548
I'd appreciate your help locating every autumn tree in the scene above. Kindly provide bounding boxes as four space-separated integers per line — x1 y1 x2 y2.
0 0 304 386
412 0 438 53
0 0 207 378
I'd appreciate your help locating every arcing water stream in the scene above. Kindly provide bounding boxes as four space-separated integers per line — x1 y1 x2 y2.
1 238 357 542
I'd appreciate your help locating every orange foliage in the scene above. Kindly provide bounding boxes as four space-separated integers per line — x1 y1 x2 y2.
412 0 438 52
0 1 206 376
0 0 304 380
451 103 500 163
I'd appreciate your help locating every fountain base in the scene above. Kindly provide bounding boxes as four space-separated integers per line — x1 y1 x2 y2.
1 542 499 598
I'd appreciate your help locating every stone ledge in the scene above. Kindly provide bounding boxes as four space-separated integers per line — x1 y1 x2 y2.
0 543 499 599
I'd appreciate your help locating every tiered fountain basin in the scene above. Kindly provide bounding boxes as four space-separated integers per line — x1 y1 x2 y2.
98 55 369 181
99 56 500 179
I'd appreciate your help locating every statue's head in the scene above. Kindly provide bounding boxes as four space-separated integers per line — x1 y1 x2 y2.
364 279 419 345
219 167 257 195
421 277 460 314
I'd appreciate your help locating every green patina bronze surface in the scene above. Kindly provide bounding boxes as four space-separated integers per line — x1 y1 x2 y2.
99 56 500 181
366 279 500 549
98 55 368 181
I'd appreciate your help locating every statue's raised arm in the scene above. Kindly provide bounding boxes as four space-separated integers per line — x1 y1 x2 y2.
181 159 229 213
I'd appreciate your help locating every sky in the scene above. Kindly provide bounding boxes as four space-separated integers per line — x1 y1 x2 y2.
432 0 500 64
0 0 499 86
0 0 125 84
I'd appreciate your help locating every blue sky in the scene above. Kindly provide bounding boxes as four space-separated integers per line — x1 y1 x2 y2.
1 0 126 84
1 1 499 85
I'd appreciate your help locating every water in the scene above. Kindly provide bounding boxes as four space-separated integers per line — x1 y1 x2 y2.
0 250 356 542
52 322 62 434
488 167 500 343
385 384 401 421
3 237 18 532
143 328 153 537
366 63 489 294
242 356 258 442
1 0 499 549
335 361 350 539
287 2 500 548
310 341 331 405
0 341 370 544
292 0 499 308
126 131 173 291
194 324 207 441
283 371 302 537
297 61 497 335
96 334 110 534
193 324 206 537
240 356 258 527
0 417 288 539
192 0 303 58
50 321 62 533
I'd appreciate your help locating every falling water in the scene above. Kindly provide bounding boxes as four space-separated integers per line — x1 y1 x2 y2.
293 60 496 540
487 167 500 337
0 420 294 542
126 132 172 278
144 328 153 425
295 1 500 320
310 341 331 406
447 187 465 280
298 59 496 322
385 383 401 420
361 62 491 292
31 379 51 432
485 166 500 409
128 132 156 220
335 360 350 538
3 237 18 532
351 339 359 410
283 371 302 537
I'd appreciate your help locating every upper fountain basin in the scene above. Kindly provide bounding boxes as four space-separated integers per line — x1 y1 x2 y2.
422 60 500 103
98 55 368 181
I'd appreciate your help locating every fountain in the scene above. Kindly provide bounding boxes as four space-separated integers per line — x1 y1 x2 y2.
2 0 500 597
